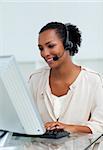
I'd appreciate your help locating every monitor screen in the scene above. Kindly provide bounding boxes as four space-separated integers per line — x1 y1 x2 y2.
0 55 45 135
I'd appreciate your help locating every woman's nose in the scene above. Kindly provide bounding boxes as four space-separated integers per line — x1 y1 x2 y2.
41 48 50 58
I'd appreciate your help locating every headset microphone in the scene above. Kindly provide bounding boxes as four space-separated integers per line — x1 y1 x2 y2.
53 55 59 61
53 51 65 61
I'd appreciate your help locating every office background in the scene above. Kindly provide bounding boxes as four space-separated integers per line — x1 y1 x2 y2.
0 1 103 80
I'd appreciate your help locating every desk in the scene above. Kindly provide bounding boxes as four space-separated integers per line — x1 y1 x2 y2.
0 132 103 150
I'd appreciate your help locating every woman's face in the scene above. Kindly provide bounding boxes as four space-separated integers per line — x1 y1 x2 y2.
38 29 67 68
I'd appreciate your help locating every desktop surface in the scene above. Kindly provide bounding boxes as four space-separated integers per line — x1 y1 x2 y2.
0 132 102 150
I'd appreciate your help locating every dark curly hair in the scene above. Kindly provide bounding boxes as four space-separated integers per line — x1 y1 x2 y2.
39 22 82 56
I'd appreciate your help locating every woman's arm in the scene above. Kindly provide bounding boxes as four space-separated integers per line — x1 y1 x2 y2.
45 121 92 133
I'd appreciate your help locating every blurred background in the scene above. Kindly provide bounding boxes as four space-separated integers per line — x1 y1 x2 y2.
0 0 103 80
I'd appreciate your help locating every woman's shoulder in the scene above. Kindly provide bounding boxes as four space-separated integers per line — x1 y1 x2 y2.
29 66 50 80
82 66 103 85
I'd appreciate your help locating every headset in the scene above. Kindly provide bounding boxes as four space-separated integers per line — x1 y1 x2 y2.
65 23 73 50
53 24 73 61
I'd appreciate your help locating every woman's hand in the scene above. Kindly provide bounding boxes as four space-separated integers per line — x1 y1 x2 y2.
45 121 75 133
45 121 92 133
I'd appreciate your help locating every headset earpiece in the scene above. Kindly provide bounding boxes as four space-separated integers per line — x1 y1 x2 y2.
65 40 73 50
65 25 73 50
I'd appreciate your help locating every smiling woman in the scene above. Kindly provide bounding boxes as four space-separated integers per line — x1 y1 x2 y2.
29 22 103 135
38 29 66 68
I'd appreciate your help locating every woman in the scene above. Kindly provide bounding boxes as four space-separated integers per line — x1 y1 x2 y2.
29 22 103 134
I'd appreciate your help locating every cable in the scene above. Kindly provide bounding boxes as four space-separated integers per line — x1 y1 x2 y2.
84 134 103 150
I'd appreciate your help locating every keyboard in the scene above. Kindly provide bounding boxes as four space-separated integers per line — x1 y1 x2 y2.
13 129 70 139
39 129 70 139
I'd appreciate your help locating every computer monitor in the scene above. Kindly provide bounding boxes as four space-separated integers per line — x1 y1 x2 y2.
0 55 45 135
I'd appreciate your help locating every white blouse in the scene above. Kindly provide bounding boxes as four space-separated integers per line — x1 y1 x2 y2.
29 66 103 134
51 94 68 119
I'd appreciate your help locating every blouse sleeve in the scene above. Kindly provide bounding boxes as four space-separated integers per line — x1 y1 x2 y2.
85 75 103 134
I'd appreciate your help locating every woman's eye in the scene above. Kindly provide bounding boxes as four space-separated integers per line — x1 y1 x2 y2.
48 45 55 48
39 47 43 51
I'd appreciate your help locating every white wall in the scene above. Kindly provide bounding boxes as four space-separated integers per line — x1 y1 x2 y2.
0 1 103 79
0 1 103 62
